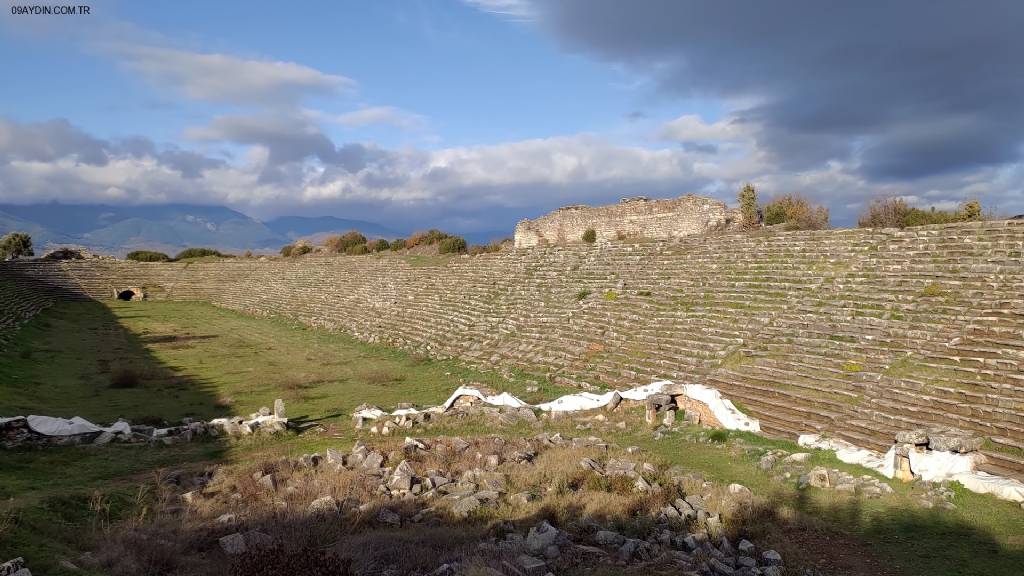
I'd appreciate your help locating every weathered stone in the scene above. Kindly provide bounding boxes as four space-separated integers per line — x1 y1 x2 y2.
517 554 548 576
451 496 480 517
807 467 831 488
762 549 783 566
895 429 929 445
510 492 535 506
378 508 401 526
928 430 984 453
526 520 560 554
595 530 625 547
361 452 384 470
218 533 247 555
257 473 277 493
245 530 274 549
738 539 755 555
307 496 339 515
783 453 812 464
727 483 752 497
325 447 346 465
606 391 622 412
273 398 286 419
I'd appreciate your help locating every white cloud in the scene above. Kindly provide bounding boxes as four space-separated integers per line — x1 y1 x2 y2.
109 44 355 105
1 116 1021 229
658 114 749 143
462 0 536 20
328 106 427 131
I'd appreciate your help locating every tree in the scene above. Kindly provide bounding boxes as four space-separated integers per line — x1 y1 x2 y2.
437 236 467 254
126 250 170 262
961 199 982 221
738 184 759 229
370 238 390 252
324 231 367 253
762 194 829 230
0 232 33 260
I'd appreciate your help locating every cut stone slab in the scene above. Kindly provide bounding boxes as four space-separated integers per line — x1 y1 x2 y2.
218 533 247 555
517 554 547 576
451 496 480 517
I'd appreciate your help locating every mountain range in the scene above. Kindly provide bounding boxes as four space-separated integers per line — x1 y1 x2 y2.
0 203 410 256
0 203 512 256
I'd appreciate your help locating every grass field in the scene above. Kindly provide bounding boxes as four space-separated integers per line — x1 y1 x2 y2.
1 300 1022 575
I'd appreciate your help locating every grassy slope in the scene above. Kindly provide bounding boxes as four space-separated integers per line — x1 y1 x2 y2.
1 301 1021 574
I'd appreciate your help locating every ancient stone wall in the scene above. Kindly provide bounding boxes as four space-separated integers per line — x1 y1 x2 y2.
3 220 1024 479
514 195 743 248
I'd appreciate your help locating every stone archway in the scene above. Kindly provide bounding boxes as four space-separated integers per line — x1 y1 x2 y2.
114 287 145 301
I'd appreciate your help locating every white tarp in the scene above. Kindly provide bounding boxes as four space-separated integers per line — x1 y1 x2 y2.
681 383 761 432
355 380 761 433
798 433 1024 503
0 415 133 437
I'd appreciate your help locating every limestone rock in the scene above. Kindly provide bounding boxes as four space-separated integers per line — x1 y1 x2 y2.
451 496 480 517
595 530 625 547
783 452 812 464
308 496 339 515
218 533 247 555
517 554 547 576
526 520 560 554
762 549 783 566
895 428 929 445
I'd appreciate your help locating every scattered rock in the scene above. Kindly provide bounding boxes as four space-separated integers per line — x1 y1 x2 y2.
218 533 247 555
308 496 339 515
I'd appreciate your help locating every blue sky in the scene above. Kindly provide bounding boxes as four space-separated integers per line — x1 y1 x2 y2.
1 0 1021 233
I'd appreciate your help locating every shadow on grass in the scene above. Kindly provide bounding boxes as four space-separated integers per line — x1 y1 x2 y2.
732 486 1024 576
0 268 229 573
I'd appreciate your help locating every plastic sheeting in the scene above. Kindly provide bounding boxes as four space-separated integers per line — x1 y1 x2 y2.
0 415 132 437
798 433 1024 503
354 380 761 433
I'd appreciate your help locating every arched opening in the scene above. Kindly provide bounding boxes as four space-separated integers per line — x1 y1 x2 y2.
116 290 136 301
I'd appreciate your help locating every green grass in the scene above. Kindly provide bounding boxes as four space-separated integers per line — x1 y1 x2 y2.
1 300 1022 575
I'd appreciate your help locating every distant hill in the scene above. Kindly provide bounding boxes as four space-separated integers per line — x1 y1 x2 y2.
0 203 284 256
0 203 510 256
264 216 401 241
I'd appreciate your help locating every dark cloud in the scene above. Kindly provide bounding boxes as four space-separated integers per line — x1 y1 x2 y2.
679 142 717 155
189 114 341 167
0 117 225 180
0 118 109 165
538 0 1024 180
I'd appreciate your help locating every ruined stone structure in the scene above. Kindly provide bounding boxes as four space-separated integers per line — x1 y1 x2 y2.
3 220 1024 480
514 194 743 248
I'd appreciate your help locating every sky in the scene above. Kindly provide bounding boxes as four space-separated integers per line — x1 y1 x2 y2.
0 0 1021 233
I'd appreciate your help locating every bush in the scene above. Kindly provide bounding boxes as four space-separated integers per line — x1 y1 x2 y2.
575 289 592 301
407 229 450 248
292 244 312 256
370 238 390 252
390 238 407 251
858 197 986 229
280 244 295 257
468 239 508 255
0 232 33 260
173 247 222 260
346 243 369 255
738 184 759 229
763 194 829 230
126 250 170 262
110 367 141 389
582 228 597 243
324 231 367 253
708 429 730 443
437 236 467 254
